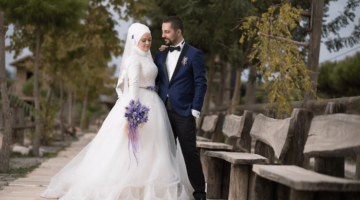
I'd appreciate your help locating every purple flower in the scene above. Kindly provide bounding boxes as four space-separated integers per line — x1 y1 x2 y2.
124 99 150 167
146 86 158 91
181 57 188 66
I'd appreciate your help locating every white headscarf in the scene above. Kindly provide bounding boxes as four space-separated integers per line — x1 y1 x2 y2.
116 23 152 98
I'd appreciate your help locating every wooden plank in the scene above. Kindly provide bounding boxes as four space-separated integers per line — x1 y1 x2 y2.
205 151 266 165
201 115 218 133
303 113 360 157
252 165 360 191
282 108 314 166
250 113 295 160
196 141 233 150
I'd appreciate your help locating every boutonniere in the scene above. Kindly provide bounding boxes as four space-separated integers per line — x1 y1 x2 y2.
181 56 188 66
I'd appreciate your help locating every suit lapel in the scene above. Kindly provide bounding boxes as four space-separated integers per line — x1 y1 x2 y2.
162 49 170 83
169 43 190 84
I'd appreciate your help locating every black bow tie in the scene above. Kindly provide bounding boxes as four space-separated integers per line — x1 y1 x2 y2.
169 46 181 52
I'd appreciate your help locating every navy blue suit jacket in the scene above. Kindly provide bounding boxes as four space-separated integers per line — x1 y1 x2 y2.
154 43 207 117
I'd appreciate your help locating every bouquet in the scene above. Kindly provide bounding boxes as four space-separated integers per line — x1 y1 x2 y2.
124 99 150 166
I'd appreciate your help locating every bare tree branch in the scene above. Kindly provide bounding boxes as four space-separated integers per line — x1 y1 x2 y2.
257 31 309 48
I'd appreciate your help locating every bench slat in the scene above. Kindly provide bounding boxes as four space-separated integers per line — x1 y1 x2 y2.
250 114 295 160
196 136 210 142
304 113 360 157
196 141 233 150
205 151 267 165
252 165 360 192
201 115 218 133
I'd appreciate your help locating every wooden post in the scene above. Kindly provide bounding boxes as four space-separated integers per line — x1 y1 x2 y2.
12 108 25 145
229 164 250 200
207 157 224 199
211 112 224 143
253 175 275 200
196 115 205 137
314 102 345 178
237 110 253 153
199 149 208 182
282 109 313 166
356 155 360 180
303 0 325 102
289 189 314 200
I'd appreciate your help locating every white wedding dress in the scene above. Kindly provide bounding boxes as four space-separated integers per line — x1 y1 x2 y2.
41 31 194 199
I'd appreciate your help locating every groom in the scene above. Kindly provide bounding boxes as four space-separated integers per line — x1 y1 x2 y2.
154 16 207 200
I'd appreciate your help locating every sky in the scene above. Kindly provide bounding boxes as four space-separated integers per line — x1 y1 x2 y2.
5 1 360 81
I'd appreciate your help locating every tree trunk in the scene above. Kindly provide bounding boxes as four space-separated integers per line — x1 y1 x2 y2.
202 54 216 114
245 64 257 105
215 62 226 106
0 11 12 172
303 0 324 102
231 67 242 112
59 75 65 140
67 91 72 126
73 89 77 126
45 74 55 104
80 84 89 129
223 63 232 106
32 22 42 157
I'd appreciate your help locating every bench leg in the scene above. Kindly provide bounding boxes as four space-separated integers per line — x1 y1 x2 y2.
199 149 208 182
289 189 314 200
252 174 275 200
207 157 231 199
228 164 250 200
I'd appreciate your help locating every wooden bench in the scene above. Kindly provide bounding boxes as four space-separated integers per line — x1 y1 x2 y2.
206 108 313 200
197 112 253 182
251 102 360 200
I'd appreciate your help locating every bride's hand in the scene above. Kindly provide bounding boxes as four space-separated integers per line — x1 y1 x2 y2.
159 45 168 51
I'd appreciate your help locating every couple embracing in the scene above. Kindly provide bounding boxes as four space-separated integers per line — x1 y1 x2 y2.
41 16 207 200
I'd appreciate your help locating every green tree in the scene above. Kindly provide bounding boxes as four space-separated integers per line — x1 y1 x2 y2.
0 0 88 156
318 52 360 98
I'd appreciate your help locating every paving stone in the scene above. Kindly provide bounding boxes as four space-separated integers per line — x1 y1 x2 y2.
0 133 95 198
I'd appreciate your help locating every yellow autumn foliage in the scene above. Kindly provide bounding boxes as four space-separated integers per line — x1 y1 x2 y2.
239 2 316 118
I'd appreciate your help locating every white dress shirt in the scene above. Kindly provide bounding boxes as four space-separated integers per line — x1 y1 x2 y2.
166 39 200 118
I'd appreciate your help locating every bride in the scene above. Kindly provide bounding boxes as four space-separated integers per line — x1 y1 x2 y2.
41 23 193 200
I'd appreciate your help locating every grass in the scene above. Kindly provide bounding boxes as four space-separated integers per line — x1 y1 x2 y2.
0 163 41 178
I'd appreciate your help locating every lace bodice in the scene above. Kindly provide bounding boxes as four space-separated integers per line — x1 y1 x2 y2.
127 46 158 101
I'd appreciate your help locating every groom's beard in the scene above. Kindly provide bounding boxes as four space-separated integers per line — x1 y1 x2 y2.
163 37 173 46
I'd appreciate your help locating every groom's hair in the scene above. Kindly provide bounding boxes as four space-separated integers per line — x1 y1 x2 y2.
163 16 184 35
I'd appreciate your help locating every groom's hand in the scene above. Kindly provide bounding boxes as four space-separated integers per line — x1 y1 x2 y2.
159 45 168 52
191 109 200 118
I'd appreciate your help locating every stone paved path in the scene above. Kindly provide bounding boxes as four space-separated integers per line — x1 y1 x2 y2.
0 133 96 200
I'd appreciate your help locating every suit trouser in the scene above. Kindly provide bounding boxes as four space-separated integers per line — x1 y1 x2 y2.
165 98 206 199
